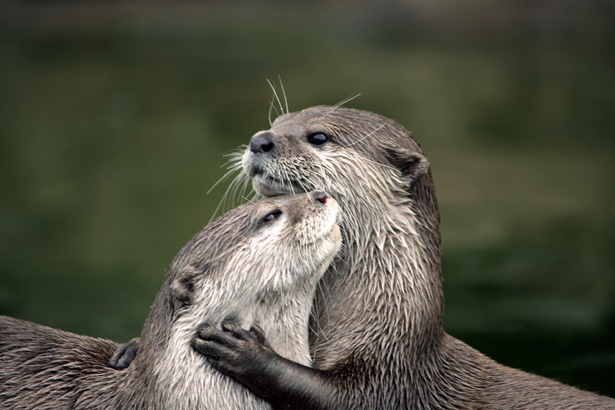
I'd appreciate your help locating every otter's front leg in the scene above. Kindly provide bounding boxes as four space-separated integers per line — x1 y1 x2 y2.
191 320 338 410
107 337 141 369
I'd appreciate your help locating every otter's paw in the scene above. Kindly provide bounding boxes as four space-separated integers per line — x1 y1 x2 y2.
191 320 274 379
108 337 141 370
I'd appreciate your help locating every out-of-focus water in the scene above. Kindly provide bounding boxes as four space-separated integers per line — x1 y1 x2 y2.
1 1 614 396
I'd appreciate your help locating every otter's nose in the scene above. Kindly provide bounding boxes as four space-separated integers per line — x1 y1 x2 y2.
314 191 336 208
250 135 274 154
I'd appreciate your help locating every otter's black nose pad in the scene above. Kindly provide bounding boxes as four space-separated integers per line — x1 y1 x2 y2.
250 135 274 153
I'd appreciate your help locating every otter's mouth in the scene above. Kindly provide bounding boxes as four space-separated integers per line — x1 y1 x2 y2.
254 169 282 185
252 167 307 197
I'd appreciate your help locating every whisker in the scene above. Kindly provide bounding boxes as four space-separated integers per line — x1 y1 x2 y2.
285 170 295 196
248 190 261 202
295 179 310 195
238 173 251 203
345 123 386 148
214 177 240 221
267 79 285 119
278 74 289 115
268 98 279 125
325 93 362 116
207 165 242 195
356 153 399 174
208 154 248 223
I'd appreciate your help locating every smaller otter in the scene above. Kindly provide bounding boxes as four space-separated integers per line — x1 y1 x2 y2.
0 191 341 410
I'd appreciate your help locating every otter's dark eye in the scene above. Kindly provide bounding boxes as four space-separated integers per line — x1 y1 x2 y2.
307 133 328 147
262 209 282 225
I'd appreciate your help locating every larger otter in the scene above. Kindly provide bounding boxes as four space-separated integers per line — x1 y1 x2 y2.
189 106 615 409
0 191 341 409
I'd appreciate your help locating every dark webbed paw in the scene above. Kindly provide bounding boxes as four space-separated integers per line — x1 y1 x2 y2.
108 337 141 370
191 320 274 379
192 320 332 409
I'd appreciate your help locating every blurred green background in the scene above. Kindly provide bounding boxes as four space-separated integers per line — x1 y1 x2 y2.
1 0 614 397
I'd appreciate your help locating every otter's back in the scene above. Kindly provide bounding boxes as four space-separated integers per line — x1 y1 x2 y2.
0 315 119 410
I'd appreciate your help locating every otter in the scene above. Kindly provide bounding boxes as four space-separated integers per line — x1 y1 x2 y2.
0 191 341 410
187 106 615 409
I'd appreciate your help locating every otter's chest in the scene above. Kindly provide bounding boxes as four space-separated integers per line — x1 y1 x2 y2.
152 326 271 410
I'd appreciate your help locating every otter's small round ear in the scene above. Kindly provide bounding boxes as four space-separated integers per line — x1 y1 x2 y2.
385 148 430 181
171 271 196 305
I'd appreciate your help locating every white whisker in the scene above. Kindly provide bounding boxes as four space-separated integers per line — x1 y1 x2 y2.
208 149 250 223
268 98 280 125
325 93 362 116
278 75 289 115
345 123 387 148
267 79 285 119
207 166 241 196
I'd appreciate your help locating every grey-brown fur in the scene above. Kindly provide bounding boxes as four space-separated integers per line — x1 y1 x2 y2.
234 106 615 409
0 192 341 410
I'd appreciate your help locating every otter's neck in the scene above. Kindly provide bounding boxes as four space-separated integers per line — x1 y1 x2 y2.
247 287 317 366
312 172 444 368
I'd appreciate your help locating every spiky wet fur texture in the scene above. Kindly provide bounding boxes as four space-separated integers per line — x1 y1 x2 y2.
236 106 615 409
0 192 341 410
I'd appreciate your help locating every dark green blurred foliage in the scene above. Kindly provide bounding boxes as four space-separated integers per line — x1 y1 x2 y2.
0 0 613 396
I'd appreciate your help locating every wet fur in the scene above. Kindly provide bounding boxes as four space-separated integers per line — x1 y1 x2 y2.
235 106 615 409
0 193 340 410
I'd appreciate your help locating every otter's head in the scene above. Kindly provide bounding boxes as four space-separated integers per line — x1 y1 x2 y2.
242 106 438 253
168 191 341 327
